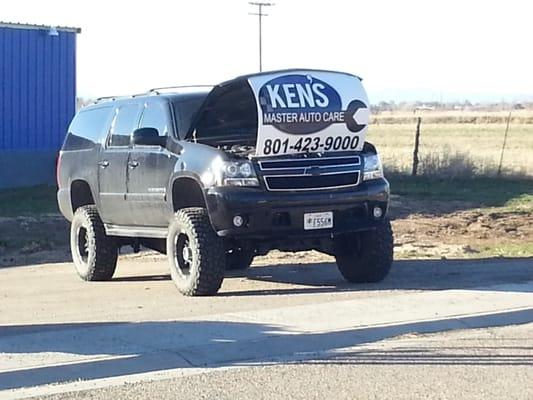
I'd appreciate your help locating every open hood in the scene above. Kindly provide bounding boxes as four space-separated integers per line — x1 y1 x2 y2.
190 69 370 157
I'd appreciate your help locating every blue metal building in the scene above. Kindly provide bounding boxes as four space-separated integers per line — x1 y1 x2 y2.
0 22 80 188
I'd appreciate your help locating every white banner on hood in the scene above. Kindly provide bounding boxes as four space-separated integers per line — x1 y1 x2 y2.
247 70 370 157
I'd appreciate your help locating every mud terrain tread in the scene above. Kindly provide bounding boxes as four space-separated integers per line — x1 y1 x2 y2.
335 219 394 283
71 205 118 281
168 208 225 296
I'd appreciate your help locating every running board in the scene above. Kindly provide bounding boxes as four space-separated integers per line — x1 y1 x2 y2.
105 224 168 239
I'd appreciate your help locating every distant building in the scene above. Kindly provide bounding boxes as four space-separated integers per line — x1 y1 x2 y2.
0 22 80 188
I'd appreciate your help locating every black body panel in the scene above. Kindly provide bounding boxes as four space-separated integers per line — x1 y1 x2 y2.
206 178 389 238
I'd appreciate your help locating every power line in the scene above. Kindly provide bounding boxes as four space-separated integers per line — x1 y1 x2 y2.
248 2 275 72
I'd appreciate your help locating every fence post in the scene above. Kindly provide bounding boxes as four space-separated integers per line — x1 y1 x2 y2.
412 117 421 176
497 111 512 176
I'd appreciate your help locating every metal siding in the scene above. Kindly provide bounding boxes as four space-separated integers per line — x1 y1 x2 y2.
0 30 4 149
0 26 76 151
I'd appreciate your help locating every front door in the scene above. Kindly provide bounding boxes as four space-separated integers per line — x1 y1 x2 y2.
97 103 141 225
126 101 176 226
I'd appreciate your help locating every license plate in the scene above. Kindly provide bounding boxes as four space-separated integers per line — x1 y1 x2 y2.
304 212 333 230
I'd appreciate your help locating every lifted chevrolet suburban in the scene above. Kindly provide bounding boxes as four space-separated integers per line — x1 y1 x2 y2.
57 69 393 296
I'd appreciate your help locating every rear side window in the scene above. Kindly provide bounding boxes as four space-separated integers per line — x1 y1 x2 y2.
139 103 169 137
63 107 113 150
108 104 141 147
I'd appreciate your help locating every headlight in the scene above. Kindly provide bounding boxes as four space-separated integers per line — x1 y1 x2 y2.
225 163 239 177
208 160 259 187
363 154 384 181
239 162 253 177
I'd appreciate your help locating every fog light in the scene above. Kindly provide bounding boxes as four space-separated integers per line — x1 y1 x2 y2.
233 215 244 227
373 206 383 218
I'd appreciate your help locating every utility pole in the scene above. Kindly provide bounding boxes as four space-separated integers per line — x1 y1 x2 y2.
248 2 274 72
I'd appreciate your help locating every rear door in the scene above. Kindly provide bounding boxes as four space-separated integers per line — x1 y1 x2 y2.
97 103 142 225
126 100 176 226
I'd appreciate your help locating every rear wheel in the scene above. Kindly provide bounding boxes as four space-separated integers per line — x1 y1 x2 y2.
70 205 118 281
334 219 393 283
167 208 225 296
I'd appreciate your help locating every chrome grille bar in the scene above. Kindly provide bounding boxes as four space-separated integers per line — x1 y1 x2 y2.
257 155 362 191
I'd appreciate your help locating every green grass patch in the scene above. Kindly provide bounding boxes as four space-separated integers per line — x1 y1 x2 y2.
388 175 533 209
0 185 59 217
476 243 533 258
504 193 533 211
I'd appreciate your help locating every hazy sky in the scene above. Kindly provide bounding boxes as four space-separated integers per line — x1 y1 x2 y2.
3 0 532 102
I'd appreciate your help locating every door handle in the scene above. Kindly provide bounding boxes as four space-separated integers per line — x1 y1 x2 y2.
98 160 109 168
128 160 139 169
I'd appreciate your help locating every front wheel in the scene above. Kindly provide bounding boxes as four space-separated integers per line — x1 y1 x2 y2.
334 219 393 283
167 208 225 296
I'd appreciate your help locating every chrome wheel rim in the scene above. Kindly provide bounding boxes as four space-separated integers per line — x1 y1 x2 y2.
174 232 192 277
76 226 89 264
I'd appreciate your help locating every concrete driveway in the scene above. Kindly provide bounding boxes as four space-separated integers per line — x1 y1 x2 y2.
0 255 532 399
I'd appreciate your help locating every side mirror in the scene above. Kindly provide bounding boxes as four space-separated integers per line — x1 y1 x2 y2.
132 127 166 147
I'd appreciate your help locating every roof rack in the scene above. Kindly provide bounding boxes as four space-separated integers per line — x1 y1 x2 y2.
90 92 149 105
93 95 118 103
148 85 213 94
88 85 213 105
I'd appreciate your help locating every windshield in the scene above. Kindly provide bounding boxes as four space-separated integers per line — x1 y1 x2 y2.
193 81 258 145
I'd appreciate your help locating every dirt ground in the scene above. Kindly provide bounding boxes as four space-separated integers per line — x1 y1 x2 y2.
390 195 533 259
0 195 531 268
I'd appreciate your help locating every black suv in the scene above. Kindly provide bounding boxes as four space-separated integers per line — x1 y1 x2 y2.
57 69 393 296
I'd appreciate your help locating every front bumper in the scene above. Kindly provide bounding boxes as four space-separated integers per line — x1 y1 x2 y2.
205 178 389 239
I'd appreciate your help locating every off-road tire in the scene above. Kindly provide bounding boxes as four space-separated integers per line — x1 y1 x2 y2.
335 219 393 283
70 205 118 281
167 207 225 296
226 248 255 271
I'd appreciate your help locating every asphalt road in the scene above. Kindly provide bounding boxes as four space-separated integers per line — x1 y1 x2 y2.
35 323 533 400
0 254 532 399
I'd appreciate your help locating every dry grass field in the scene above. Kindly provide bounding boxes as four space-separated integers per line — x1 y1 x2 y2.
372 109 533 124
368 110 533 177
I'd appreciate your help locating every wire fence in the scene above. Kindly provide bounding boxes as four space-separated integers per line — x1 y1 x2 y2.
367 110 533 179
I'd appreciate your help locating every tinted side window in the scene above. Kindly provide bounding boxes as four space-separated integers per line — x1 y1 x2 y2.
63 107 113 150
139 103 168 137
108 104 141 147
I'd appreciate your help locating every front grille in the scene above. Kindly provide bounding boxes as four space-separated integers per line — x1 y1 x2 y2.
258 155 361 191
265 172 360 191
260 157 360 170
